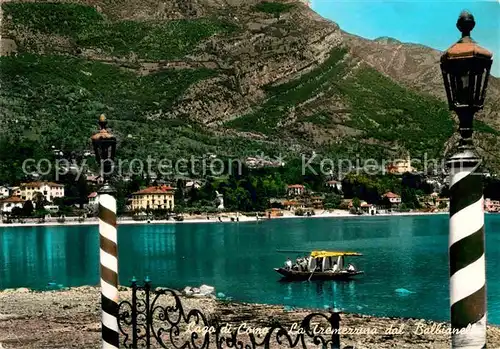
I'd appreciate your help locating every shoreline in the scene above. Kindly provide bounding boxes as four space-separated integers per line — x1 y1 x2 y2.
0 210 449 229
0 286 499 348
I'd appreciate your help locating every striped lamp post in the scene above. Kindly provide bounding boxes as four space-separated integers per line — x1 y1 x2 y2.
440 11 493 348
91 115 119 349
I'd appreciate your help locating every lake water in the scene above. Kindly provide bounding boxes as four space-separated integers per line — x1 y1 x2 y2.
1 215 499 324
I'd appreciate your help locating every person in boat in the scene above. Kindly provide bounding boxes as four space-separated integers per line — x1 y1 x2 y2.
299 257 308 272
332 261 339 273
347 263 356 272
285 258 293 270
316 257 323 271
295 256 304 271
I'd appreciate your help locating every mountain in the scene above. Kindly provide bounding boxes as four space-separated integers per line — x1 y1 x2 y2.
1 0 499 181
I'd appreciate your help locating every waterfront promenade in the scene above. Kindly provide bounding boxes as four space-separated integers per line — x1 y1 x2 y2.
0 210 448 228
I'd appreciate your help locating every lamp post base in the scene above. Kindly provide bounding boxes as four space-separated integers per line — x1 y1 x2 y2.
448 147 486 349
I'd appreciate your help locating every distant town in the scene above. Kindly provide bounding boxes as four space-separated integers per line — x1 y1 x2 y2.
1 154 499 224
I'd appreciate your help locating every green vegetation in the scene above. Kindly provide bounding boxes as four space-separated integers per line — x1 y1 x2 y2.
337 67 454 158
2 2 238 59
0 53 216 145
254 1 295 18
2 0 498 188
0 52 291 183
475 120 500 136
227 48 454 159
323 193 342 209
341 172 432 208
0 54 210 181
226 48 348 133
2 2 104 36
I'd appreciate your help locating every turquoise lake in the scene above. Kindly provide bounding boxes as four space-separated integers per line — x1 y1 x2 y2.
1 215 499 324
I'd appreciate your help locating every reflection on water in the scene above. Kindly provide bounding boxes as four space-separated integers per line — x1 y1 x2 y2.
0 215 499 324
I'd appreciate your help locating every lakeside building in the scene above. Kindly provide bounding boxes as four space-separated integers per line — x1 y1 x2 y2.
265 208 283 218
386 157 415 175
310 196 324 209
88 192 98 206
10 186 21 197
382 192 402 206
185 180 202 190
340 199 353 210
19 181 65 203
360 202 377 215
0 186 9 198
325 180 342 192
283 200 305 211
418 193 451 211
131 185 175 211
345 199 376 214
0 196 25 214
287 184 305 197
485 198 500 213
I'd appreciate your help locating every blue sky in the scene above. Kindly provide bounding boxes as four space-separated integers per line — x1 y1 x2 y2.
312 1 500 76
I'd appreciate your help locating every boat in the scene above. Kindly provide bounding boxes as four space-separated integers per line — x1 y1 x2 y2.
274 250 364 281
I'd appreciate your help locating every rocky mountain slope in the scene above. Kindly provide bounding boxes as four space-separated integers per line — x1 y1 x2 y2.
1 0 499 179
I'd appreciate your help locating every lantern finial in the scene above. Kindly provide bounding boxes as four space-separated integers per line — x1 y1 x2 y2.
457 10 475 37
98 114 107 130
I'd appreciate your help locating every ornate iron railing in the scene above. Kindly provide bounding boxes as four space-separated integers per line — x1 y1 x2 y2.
118 278 343 349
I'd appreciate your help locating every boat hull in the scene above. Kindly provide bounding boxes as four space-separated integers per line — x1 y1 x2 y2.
274 268 364 281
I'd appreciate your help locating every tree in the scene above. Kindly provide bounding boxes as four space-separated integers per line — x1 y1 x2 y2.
440 185 450 198
255 178 268 211
402 187 420 209
188 187 200 205
484 177 500 200
295 208 305 216
22 200 34 216
438 201 448 209
380 196 392 209
33 192 47 209
34 209 50 218
174 179 186 208
352 197 361 209
75 175 89 209
11 207 23 217
200 178 216 202
324 194 341 210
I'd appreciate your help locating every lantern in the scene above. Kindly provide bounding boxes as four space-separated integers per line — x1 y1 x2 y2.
91 114 116 181
440 11 493 112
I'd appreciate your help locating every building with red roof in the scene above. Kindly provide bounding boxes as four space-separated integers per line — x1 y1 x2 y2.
131 185 175 211
19 181 64 202
287 184 305 197
382 192 402 205
325 180 342 192
0 196 25 213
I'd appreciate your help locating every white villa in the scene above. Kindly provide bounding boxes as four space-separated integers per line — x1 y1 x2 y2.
19 181 65 203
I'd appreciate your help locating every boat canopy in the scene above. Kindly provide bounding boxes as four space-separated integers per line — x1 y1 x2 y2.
310 251 363 258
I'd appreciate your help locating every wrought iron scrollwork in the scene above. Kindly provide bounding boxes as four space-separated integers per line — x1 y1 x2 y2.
118 278 341 348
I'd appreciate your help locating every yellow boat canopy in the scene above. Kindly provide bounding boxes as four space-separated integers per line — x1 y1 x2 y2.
310 251 363 258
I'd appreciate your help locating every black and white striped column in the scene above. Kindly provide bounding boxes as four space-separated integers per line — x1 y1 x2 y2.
99 191 119 349
449 156 486 349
